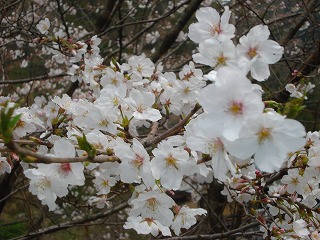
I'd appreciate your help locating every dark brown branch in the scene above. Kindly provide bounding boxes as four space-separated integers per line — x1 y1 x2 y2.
0 160 22 215
98 0 192 38
95 0 117 33
12 201 128 240
0 74 69 85
56 0 70 39
150 0 204 62
162 222 260 240
143 104 201 147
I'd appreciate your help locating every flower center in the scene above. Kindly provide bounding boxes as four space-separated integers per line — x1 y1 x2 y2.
132 154 144 169
60 163 71 174
17 120 26 128
228 101 243 116
211 24 221 35
214 138 224 151
183 87 191 94
165 154 179 170
112 97 119 106
248 47 258 59
216 54 227 66
99 119 109 127
136 65 143 74
102 180 109 187
144 217 154 226
38 177 51 190
257 127 271 143
182 71 194 81
111 78 118 85
136 104 145 113
147 198 157 211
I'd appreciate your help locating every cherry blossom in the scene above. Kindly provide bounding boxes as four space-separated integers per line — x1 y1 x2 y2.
114 138 154 187
224 111 306 172
124 216 171 237
171 205 207 235
0 157 11 175
125 89 162 122
36 18 50 34
129 189 175 226
197 67 264 141
188 6 235 43
236 25 284 81
151 140 196 190
192 39 237 69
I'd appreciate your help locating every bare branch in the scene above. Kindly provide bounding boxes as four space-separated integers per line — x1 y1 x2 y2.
1 142 118 164
163 222 260 240
0 74 69 85
11 201 128 240
150 0 204 62
143 103 201 147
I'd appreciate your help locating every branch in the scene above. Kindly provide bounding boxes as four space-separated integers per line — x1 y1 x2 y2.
97 0 192 37
0 74 69 85
163 222 260 240
56 0 70 39
150 0 204 62
1 142 118 164
143 103 201 147
12 201 128 240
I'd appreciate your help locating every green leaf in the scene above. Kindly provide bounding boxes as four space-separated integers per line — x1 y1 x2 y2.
9 114 22 129
76 133 97 158
283 98 305 118
0 104 21 144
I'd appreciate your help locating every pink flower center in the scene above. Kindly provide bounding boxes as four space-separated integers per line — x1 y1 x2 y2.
213 138 224 151
60 163 71 174
165 154 179 169
228 101 243 116
132 154 144 169
248 47 258 59
144 217 154 226
136 104 145 113
211 24 221 35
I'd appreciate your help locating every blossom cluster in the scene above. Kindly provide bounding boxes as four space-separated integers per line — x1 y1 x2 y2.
1 5 319 239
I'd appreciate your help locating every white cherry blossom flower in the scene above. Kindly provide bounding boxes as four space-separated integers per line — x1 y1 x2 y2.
24 167 68 211
224 111 306 172
236 25 284 81
171 205 207 235
198 67 264 141
36 18 50 34
100 68 125 87
186 115 236 181
85 105 118 134
42 139 85 186
0 157 11 175
93 170 116 195
125 89 161 122
188 7 235 43
192 39 237 69
129 189 175 226
88 195 110 209
151 141 196 190
281 169 305 195
114 137 154 187
293 219 309 238
124 216 171 237
121 55 155 78
311 231 320 240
